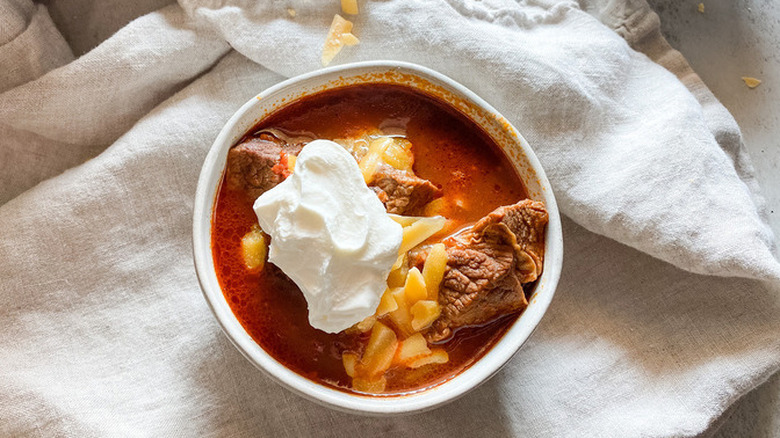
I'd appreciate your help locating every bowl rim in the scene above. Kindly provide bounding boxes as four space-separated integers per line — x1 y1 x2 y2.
192 60 563 415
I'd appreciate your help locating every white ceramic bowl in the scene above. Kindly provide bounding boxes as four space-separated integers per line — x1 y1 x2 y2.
193 61 563 415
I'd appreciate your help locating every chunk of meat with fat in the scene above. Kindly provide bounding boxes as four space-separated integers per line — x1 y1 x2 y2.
225 134 303 199
371 165 442 215
471 201 547 283
427 200 548 342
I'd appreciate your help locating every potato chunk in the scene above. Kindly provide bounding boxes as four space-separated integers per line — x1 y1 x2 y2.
353 376 386 393
322 15 359 66
410 300 441 331
423 198 447 217
286 154 297 173
387 213 418 228
342 352 359 377
367 137 394 155
408 349 449 369
421 243 447 300
403 267 427 304
386 253 409 288
355 315 376 333
240 226 267 271
398 215 447 255
359 137 392 183
388 288 414 337
359 152 383 184
396 333 431 363
376 288 399 316
381 138 414 171
341 0 359 15
362 322 398 377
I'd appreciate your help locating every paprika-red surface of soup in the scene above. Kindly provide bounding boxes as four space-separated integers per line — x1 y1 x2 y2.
212 84 530 394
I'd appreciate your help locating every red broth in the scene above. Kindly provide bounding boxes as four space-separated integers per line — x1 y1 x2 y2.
212 84 528 394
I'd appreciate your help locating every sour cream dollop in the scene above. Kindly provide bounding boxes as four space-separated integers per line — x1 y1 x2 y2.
253 139 403 333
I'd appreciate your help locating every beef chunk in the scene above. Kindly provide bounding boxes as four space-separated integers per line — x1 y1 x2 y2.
225 134 303 199
371 165 442 215
471 201 547 283
427 200 548 342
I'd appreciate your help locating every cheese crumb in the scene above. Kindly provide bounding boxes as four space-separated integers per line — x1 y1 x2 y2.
341 0 359 15
322 14 359 66
288 8 296 17
741 77 762 89
697 3 705 13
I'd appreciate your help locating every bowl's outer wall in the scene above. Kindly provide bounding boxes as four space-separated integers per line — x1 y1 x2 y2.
192 61 563 415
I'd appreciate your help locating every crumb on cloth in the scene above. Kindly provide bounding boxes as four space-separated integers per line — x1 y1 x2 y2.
341 0 359 15
741 77 762 89
321 14 359 66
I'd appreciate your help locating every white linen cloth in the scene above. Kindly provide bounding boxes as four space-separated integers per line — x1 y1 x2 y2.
1 0 778 436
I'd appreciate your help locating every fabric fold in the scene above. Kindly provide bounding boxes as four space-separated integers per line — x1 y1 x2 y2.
586 0 774 231
0 1 73 93
0 4 229 147
0 4 230 203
